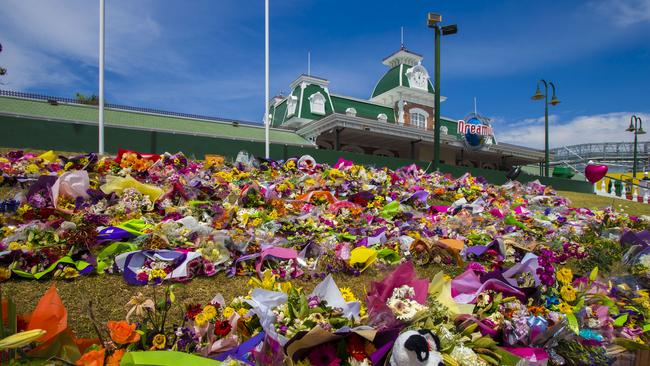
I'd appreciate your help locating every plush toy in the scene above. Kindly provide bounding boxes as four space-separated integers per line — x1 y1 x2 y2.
390 329 444 366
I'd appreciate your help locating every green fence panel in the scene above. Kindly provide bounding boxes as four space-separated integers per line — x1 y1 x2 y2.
0 116 593 194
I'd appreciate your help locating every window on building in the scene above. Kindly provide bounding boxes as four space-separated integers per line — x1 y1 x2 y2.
377 113 388 122
286 95 298 117
345 107 357 116
410 112 427 129
308 92 326 115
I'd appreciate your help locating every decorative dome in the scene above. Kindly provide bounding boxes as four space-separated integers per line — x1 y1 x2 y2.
371 49 435 99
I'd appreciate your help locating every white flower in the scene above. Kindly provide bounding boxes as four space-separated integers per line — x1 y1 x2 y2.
348 358 371 366
451 344 486 366
639 254 650 270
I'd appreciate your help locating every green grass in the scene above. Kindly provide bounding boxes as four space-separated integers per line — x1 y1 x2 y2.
558 190 650 216
1 266 449 338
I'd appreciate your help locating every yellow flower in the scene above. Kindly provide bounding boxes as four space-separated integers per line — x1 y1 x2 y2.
560 285 577 302
278 281 293 293
202 305 217 320
194 313 208 326
454 193 464 200
148 268 167 281
8 242 21 251
24 164 40 174
340 287 357 302
0 267 11 281
62 267 80 279
237 308 249 318
556 268 573 285
250 218 262 227
558 302 573 314
222 306 235 319
152 334 166 350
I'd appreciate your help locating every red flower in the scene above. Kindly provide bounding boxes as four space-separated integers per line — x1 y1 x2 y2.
213 320 232 337
346 334 367 361
185 303 203 319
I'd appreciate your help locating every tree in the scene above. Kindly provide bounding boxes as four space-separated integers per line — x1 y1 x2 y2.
75 92 99 105
0 43 6 77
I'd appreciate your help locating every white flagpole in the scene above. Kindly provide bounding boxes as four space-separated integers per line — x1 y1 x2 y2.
98 0 105 155
264 0 270 159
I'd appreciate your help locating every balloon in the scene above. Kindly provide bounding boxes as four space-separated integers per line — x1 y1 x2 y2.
585 163 608 183
506 166 522 181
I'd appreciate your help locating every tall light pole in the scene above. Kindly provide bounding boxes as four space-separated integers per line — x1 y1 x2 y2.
98 0 105 155
427 13 457 171
626 115 646 178
264 0 270 159
531 80 560 177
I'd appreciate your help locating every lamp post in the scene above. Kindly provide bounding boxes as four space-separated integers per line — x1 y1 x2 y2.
626 115 646 178
427 13 457 171
531 80 560 177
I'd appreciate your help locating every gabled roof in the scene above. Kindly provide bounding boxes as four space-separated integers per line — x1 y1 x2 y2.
0 92 313 146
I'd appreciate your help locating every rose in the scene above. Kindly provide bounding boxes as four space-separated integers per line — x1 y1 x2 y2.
106 349 125 366
152 334 166 349
107 320 141 344
76 348 105 366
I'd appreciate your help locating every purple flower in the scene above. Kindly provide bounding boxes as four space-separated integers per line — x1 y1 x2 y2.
308 295 321 308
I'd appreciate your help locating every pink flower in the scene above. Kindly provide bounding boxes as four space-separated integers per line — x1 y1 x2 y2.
136 272 149 282
467 262 487 273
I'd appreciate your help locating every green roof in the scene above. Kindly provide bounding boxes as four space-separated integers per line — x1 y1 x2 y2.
331 95 396 123
270 99 288 127
0 96 312 146
371 64 435 98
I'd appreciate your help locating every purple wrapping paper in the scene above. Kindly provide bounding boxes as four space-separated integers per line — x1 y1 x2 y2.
451 269 526 303
212 331 265 365
97 226 135 242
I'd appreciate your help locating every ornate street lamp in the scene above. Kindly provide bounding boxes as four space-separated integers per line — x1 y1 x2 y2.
531 80 560 177
627 115 646 178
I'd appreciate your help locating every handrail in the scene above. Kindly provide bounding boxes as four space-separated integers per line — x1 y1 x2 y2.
0 89 260 127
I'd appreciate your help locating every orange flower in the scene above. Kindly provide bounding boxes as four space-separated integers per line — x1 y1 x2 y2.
76 348 105 366
107 320 141 344
106 349 126 366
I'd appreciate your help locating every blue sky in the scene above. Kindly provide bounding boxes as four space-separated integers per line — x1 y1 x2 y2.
1 0 649 148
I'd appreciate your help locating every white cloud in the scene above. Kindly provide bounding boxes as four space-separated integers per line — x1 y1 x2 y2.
591 0 650 27
0 0 179 91
497 112 650 149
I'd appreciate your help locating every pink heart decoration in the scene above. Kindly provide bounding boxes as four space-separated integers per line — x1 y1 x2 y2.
585 164 608 183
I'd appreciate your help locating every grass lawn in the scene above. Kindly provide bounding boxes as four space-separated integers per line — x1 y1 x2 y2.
558 190 650 216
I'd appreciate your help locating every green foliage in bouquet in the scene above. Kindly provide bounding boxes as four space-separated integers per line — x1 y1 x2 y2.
553 339 613 366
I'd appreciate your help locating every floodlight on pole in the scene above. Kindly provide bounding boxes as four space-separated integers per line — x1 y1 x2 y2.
427 12 457 171
264 0 270 159
98 0 105 155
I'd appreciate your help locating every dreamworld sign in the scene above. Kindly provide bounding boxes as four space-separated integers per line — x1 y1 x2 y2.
456 114 496 149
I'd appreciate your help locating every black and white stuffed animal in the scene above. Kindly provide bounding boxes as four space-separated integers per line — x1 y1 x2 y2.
389 329 444 366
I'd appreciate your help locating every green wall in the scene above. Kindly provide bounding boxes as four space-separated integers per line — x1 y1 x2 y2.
0 115 594 193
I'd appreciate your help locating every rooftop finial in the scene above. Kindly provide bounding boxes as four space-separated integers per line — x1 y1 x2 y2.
400 26 404 49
